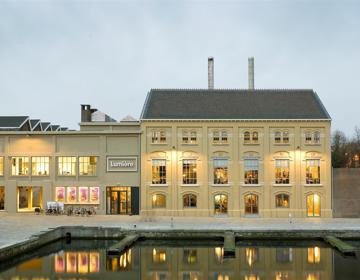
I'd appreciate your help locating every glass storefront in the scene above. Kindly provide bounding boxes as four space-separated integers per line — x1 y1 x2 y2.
17 186 42 211
106 187 132 215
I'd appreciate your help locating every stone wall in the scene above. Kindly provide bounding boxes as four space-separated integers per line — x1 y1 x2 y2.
333 168 360 218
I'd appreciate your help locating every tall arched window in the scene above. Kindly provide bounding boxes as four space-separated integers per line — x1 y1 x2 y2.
307 193 320 217
214 194 228 214
275 194 290 208
152 194 166 208
183 194 197 208
245 193 259 214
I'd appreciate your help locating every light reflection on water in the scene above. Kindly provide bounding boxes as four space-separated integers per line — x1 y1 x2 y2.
0 240 359 280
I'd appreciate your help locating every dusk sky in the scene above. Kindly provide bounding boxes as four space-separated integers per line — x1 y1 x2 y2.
0 0 359 135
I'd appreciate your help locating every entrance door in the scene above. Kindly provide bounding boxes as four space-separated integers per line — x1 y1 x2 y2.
110 191 128 215
214 194 228 215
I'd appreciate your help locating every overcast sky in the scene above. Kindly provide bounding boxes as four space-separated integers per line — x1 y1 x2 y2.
0 0 359 135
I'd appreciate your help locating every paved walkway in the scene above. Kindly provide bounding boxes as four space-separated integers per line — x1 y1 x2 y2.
1 212 360 249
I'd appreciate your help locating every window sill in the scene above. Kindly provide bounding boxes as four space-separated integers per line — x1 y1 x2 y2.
274 143 290 146
304 184 323 187
151 143 168 145
64 202 100 205
57 175 77 177
32 175 50 177
212 184 231 187
212 143 229 146
273 184 292 187
180 184 200 187
11 175 30 177
79 175 97 177
241 183 262 187
243 143 260 146
181 143 198 146
304 143 321 146
150 184 169 187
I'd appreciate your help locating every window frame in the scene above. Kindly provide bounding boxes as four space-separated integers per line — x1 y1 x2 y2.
245 193 259 215
31 156 50 176
79 156 97 176
151 159 167 185
182 193 197 208
0 157 3 176
213 158 229 185
151 129 167 144
275 159 290 184
11 156 29 176
213 130 229 145
244 159 259 185
152 194 166 208
275 193 290 208
182 159 197 185
306 159 321 184
57 156 77 176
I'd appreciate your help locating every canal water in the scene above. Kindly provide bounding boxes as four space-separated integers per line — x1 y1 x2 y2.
0 239 359 279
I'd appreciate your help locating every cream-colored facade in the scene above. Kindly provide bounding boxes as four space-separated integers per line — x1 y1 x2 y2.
0 121 141 214
141 120 332 218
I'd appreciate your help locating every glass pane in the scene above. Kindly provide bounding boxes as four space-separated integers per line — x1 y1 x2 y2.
307 195 314 216
79 187 89 202
314 194 321 217
18 187 29 209
67 187 77 203
55 187 65 202
89 187 100 203
32 187 42 208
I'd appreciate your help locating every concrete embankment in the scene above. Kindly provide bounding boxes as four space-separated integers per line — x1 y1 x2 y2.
1 225 360 262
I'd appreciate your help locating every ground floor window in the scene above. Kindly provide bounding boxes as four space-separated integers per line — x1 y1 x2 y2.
275 193 290 208
55 186 100 204
17 186 42 211
245 193 259 214
106 187 132 215
183 194 197 208
307 193 320 217
152 194 166 208
214 194 228 215
0 186 4 210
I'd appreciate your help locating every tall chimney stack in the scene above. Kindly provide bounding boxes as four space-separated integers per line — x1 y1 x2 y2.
248 57 255 90
208 57 214 89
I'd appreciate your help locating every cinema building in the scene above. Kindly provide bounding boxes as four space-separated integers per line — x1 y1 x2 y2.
0 108 141 215
0 58 332 217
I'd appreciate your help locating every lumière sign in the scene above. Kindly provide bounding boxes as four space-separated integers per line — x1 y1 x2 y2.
107 157 138 172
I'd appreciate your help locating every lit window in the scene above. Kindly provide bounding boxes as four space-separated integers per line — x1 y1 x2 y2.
183 194 197 208
79 156 97 176
306 272 320 280
245 247 259 267
307 193 320 217
245 194 258 214
182 130 189 143
55 187 65 202
190 131 197 144
213 159 228 184
275 272 290 280
275 194 290 208
67 187 77 203
58 157 76 176
275 159 290 184
305 131 312 144
252 131 259 142
313 131 320 144
0 157 3 176
17 186 42 211
152 194 166 208
183 249 197 264
307 247 321 264
152 248 166 263
32 157 49 176
214 194 228 215
11 157 29 176
215 273 230 280
306 160 320 184
244 131 251 143
275 131 282 143
0 186 4 210
152 159 166 184
183 159 197 184
244 159 259 184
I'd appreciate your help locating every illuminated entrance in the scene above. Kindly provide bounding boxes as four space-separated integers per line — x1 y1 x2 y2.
214 194 228 215
307 193 320 217
106 187 139 215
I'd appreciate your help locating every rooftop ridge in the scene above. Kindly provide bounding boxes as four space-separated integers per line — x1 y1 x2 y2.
150 88 314 92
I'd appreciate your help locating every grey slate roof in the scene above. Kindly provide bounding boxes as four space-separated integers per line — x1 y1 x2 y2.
0 116 29 129
141 89 331 120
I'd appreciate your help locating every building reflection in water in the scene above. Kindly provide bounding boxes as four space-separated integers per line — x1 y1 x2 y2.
245 247 259 267
1 244 336 280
